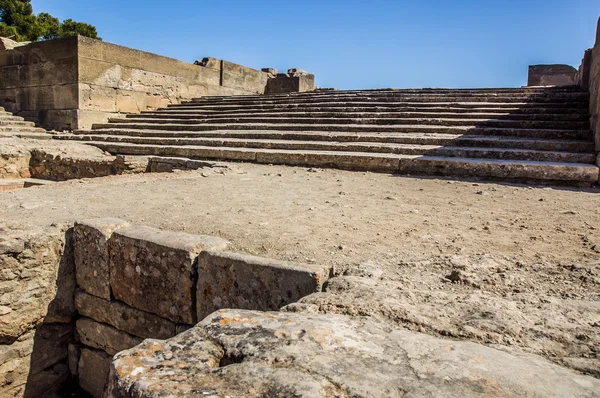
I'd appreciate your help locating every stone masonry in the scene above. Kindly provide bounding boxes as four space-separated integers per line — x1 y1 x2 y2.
0 36 316 130
70 219 332 397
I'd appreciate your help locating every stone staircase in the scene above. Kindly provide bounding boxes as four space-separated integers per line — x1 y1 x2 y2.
0 106 49 139
56 87 599 184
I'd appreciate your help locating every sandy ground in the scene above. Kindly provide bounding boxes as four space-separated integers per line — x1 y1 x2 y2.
1 161 600 376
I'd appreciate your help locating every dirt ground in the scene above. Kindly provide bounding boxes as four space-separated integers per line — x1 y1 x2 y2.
2 160 599 376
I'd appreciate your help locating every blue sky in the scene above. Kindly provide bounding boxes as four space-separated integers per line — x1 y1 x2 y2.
31 0 600 89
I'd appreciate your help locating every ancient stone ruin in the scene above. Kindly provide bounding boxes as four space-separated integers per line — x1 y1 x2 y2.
0 15 600 398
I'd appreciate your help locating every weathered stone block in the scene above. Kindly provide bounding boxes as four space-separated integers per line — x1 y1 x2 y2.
196 251 332 320
107 309 600 398
74 218 131 300
76 317 142 356
528 64 578 86
109 226 229 324
74 289 176 339
78 347 111 398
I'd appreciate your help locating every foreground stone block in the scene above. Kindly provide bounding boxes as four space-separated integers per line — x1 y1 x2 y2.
79 347 111 398
197 252 331 320
76 317 142 356
74 218 130 300
74 289 176 339
107 309 600 397
109 226 229 324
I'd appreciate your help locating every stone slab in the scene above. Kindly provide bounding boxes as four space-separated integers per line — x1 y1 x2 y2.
528 64 578 87
107 309 600 398
74 218 131 300
109 226 229 324
79 347 111 398
197 251 332 320
74 289 177 339
76 317 142 356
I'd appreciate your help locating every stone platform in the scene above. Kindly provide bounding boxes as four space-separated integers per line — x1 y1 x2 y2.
58 87 599 185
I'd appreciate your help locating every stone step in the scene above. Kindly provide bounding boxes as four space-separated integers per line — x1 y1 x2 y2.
109 116 589 130
173 96 589 107
60 134 595 163
0 126 46 133
168 101 589 111
134 110 590 121
148 103 589 116
189 90 590 101
89 123 592 140
199 87 586 99
0 178 56 191
64 129 595 153
0 120 36 127
0 131 52 140
71 141 600 184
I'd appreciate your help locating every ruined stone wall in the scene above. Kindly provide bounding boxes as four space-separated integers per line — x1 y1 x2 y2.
588 18 600 151
0 37 79 130
70 219 330 397
76 38 270 130
0 36 311 131
0 226 76 397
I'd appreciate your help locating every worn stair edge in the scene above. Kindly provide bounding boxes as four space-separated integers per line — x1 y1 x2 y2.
131 111 590 122
57 134 595 164
89 123 592 140
58 131 595 153
77 141 600 183
107 116 590 130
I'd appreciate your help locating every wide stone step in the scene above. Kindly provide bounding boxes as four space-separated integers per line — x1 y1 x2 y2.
109 116 589 130
0 126 46 133
198 87 585 99
134 110 590 121
173 96 589 107
0 178 56 191
168 101 589 112
189 91 590 102
61 134 595 163
65 129 595 153
90 123 592 140
0 120 36 127
71 141 600 184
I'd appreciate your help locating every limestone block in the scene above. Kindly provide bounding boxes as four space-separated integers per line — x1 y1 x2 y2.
527 64 578 86
79 84 117 112
222 60 268 94
74 289 177 339
79 347 111 398
109 226 229 324
76 317 142 356
195 57 221 70
0 226 74 343
262 68 278 78
74 218 131 300
77 36 104 61
197 252 332 320
107 309 600 398
99 42 142 70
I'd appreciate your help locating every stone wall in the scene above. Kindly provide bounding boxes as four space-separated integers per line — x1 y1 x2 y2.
0 36 315 131
71 219 331 397
0 225 76 397
587 18 600 151
527 64 578 86
0 37 79 130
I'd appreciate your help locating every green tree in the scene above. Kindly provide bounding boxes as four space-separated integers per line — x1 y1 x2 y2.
0 0 100 42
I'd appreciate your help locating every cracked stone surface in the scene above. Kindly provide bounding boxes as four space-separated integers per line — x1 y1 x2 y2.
107 309 600 398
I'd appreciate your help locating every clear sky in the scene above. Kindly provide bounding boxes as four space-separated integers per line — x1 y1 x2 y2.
31 0 600 89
